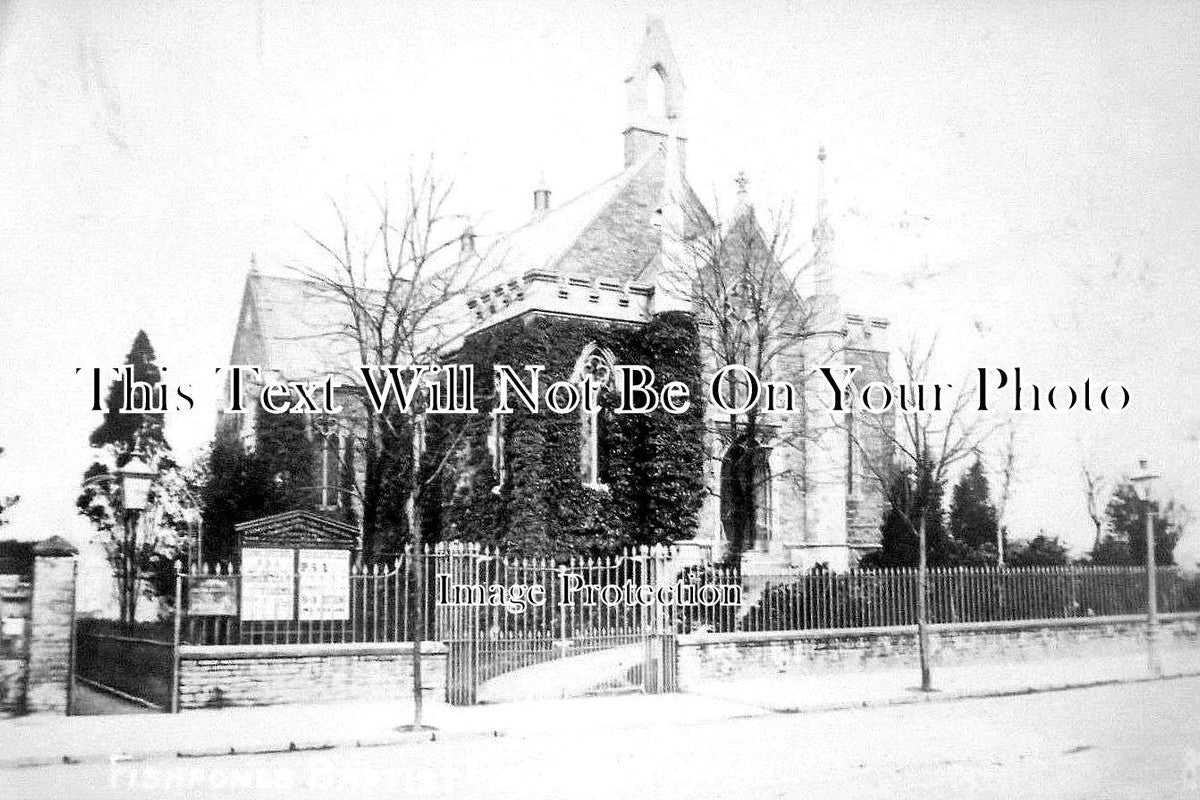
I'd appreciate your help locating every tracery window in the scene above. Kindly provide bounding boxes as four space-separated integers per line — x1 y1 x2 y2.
315 417 341 508
573 343 617 488
488 409 507 489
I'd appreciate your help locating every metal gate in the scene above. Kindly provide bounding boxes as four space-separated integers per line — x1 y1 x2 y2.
74 618 175 711
0 575 32 714
437 544 677 705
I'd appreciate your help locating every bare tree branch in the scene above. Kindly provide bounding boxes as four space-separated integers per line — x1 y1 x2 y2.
286 164 492 558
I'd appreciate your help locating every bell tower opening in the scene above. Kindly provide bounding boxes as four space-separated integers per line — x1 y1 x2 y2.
646 64 668 118
623 18 687 168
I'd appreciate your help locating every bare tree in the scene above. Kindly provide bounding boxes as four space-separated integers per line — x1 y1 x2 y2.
291 166 493 729
848 337 997 690
1081 464 1109 554
290 165 491 560
669 189 818 563
994 419 1018 566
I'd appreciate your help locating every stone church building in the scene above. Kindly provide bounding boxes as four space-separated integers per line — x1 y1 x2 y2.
224 20 892 571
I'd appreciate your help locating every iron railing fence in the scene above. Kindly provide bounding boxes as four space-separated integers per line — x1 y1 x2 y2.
181 554 436 646
433 543 659 641
179 548 1200 646
182 545 671 648
678 564 1200 634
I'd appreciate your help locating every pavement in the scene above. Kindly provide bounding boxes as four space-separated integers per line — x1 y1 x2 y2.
2 643 1198 771
71 682 156 716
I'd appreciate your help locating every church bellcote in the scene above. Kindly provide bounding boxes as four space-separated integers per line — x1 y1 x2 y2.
623 18 687 169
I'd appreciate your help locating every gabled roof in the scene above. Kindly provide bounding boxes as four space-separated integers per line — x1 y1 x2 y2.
230 272 365 382
235 510 359 549
481 146 710 286
232 149 715 381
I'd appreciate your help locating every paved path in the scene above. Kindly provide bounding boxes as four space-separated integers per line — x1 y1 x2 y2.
1 644 1196 770
70 682 156 716
8 678 1200 799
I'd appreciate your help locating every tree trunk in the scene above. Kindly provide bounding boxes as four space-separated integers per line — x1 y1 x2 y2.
361 415 379 560
121 514 137 626
407 413 425 728
116 549 128 627
917 513 932 691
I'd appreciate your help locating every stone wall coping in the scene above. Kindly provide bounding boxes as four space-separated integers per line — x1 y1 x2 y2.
78 632 173 648
180 641 448 660
678 611 1200 647
33 536 78 557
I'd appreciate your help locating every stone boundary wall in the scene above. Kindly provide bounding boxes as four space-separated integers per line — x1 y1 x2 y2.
26 539 78 714
677 613 1200 685
177 642 447 710
177 615 1200 709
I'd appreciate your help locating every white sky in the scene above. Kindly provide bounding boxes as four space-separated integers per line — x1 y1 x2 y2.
2 0 1199 574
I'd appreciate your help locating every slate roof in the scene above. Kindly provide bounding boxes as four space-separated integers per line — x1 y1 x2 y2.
232 146 714 380
230 272 366 382
481 146 710 285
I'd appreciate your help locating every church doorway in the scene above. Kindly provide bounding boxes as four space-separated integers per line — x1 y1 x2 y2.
720 439 772 555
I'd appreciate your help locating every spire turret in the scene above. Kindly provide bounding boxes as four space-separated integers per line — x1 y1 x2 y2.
812 145 835 296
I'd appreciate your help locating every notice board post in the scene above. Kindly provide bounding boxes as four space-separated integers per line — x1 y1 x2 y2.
232 511 359 640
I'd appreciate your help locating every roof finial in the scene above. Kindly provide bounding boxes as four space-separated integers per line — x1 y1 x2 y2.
249 252 259 274
735 171 749 197
816 144 828 225
812 144 835 296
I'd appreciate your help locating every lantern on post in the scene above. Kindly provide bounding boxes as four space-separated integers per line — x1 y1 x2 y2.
115 455 156 624
1129 459 1161 677
116 455 155 511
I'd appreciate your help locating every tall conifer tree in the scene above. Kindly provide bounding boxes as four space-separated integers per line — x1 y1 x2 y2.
948 458 999 555
77 331 188 622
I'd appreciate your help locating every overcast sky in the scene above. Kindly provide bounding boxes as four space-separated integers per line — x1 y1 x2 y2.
2 0 1199 573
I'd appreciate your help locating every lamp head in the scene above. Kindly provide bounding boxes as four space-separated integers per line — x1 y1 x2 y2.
1129 459 1160 502
116 455 155 511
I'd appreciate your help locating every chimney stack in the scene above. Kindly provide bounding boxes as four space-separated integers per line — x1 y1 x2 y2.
460 226 477 258
533 175 551 220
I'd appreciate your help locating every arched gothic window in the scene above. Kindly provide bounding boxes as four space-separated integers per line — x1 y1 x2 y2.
314 416 341 508
720 437 772 553
646 64 668 117
572 343 616 488
488 408 507 490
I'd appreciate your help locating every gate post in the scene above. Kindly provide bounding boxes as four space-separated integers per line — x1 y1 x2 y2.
443 545 479 706
170 564 183 713
643 545 679 695
27 536 78 714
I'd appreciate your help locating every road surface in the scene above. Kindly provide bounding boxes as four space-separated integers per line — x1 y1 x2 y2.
8 678 1200 799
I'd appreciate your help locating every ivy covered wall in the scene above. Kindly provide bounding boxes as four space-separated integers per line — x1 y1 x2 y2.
427 311 706 558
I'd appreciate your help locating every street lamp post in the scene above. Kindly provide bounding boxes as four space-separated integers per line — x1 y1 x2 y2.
114 456 155 625
1130 459 1160 677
